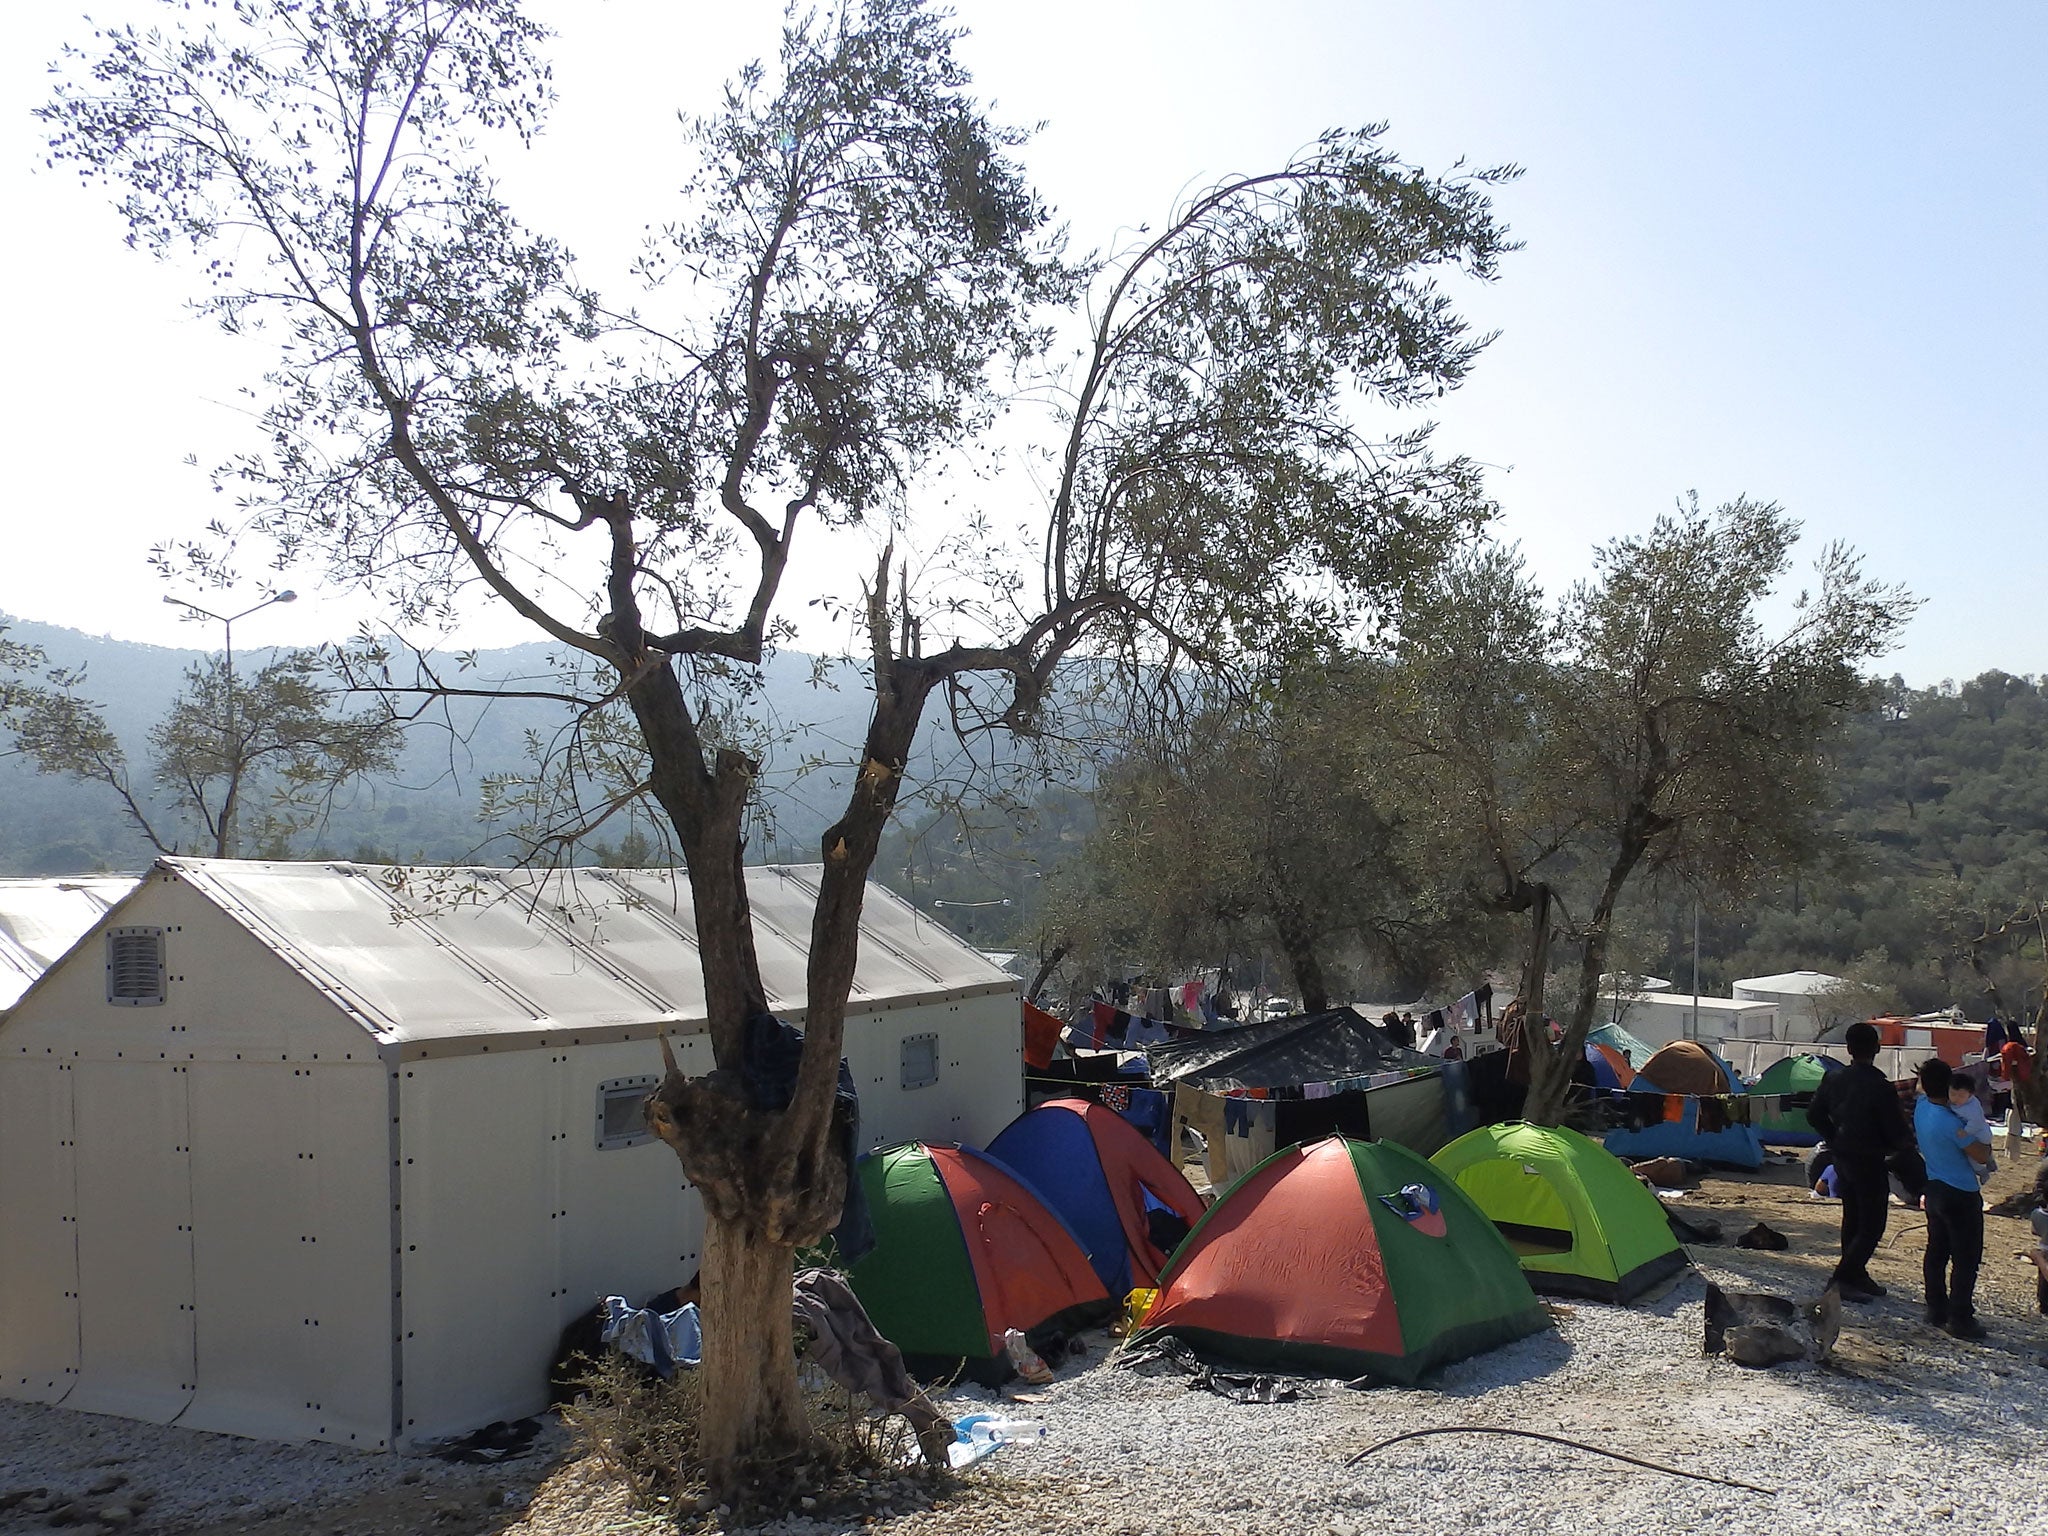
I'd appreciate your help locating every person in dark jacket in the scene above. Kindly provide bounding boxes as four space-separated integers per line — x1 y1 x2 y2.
1806 1021 1912 1302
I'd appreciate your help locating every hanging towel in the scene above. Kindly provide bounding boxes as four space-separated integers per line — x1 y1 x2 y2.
1022 1000 1063 1070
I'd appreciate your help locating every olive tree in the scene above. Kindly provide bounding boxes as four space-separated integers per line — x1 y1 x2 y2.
1393 506 1911 1124
3 635 399 858
44 0 1514 1484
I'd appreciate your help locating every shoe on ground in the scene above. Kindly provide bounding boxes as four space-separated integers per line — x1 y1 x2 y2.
1923 1308 1946 1327
1850 1279 1888 1298
1837 1285 1880 1304
1944 1318 1989 1341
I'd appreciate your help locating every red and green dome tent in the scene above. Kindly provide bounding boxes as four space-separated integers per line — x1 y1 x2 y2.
846 1143 1113 1366
1431 1122 1686 1302
1130 1136 1546 1384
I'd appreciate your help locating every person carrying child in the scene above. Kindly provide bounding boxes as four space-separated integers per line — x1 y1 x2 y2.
1947 1069 1996 1186
1914 1058 1992 1340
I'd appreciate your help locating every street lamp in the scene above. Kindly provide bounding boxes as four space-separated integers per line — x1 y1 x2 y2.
162 590 297 854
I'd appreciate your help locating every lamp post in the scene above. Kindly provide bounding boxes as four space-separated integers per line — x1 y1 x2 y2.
162 590 297 855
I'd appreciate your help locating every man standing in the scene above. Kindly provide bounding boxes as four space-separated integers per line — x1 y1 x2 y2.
1913 1057 1990 1339
1807 1021 1911 1303
2001 1034 2035 1151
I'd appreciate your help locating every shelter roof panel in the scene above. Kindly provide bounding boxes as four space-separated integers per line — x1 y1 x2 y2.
0 876 141 1011
1732 970 1846 995
154 859 1011 1047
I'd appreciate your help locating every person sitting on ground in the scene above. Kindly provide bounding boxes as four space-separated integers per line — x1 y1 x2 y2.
1948 1070 1997 1185
1806 1021 1913 1304
1914 1057 1991 1340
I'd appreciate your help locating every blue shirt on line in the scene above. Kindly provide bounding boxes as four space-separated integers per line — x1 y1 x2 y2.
1914 1095 1980 1193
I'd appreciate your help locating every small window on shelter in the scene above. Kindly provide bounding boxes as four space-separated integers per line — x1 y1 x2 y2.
900 1033 939 1090
597 1075 659 1150
106 927 166 1006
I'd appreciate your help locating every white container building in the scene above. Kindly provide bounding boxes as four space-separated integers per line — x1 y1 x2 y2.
1598 989 1781 1048
1730 970 1848 1042
0 858 1019 1450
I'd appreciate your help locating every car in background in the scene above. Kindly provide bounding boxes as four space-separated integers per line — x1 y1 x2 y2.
1259 997 1296 1018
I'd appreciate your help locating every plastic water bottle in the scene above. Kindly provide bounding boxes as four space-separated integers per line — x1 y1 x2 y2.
958 1413 1046 1446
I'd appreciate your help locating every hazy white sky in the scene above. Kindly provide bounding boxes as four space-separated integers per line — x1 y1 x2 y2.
3 1 2041 683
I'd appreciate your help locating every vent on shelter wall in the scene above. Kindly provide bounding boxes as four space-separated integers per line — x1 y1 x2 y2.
105 927 166 1007
596 1075 660 1150
900 1033 939 1090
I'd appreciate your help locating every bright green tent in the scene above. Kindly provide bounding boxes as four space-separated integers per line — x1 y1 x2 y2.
1431 1122 1686 1302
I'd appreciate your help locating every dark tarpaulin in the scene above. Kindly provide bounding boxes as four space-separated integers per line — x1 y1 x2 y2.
1143 1007 1437 1092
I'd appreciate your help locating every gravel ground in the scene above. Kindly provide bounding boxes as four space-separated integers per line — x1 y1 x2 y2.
5 1160 2045 1536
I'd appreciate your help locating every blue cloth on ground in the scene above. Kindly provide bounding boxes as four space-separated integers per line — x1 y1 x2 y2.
601 1295 702 1377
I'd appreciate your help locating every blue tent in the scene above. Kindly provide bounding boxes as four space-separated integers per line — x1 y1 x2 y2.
986 1097 1207 1296
1603 1103 1764 1170
1583 1044 1634 1092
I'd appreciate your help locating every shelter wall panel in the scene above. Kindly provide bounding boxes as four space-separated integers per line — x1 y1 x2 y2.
67 1061 195 1425
559 1038 707 1321
844 997 1020 1153
181 1062 390 1448
395 1055 558 1447
0 1060 80 1402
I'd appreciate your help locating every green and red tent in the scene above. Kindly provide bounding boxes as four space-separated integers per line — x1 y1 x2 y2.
846 1142 1113 1365
1751 1053 1842 1145
1131 1136 1546 1384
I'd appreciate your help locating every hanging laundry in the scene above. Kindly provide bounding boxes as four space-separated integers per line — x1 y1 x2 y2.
1022 1000 1063 1070
1124 1014 1170 1048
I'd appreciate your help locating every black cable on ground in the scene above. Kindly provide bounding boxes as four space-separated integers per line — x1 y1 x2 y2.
1343 1424 1777 1496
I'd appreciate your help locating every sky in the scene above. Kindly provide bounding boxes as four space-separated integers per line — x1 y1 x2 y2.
2 0 2041 684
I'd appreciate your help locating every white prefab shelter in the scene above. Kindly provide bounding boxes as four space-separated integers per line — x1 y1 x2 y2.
1731 970 1847 1042
1599 990 1781 1047
0 859 1019 1451
0 876 138 1013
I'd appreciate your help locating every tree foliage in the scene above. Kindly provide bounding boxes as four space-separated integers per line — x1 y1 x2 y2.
1049 665 1481 1010
1389 500 1912 1120
2 636 400 858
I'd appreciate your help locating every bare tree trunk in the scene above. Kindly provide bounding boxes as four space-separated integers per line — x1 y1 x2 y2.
1519 884 1574 1126
1025 941 1069 1004
1272 899 1331 1013
1518 883 1552 1025
1525 833 1650 1127
697 1223 806 1476
639 559 940 1497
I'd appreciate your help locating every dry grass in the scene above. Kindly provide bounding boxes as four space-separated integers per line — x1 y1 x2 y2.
556 1353 937 1526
